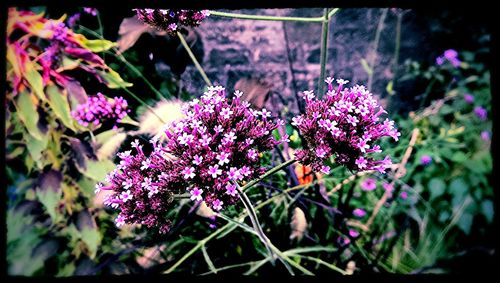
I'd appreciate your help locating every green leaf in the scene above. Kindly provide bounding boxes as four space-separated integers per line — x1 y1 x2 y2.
97 69 133 89
481 200 494 223
449 178 468 196
14 91 45 141
451 151 467 163
36 170 63 223
428 178 446 201
449 178 469 213
360 58 373 75
457 212 473 235
81 39 116 52
118 115 140 126
24 130 49 170
46 84 76 131
24 64 46 101
76 210 101 259
77 159 116 182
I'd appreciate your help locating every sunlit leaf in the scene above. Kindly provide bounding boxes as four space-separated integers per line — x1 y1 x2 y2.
96 68 133 89
81 38 116 53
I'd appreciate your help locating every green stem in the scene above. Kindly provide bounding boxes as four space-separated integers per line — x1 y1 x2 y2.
113 79 166 124
105 50 166 100
393 11 403 79
367 8 388 90
163 159 298 274
318 8 330 96
209 10 324 22
327 8 341 19
96 11 105 63
241 159 297 191
235 183 276 264
177 31 212 87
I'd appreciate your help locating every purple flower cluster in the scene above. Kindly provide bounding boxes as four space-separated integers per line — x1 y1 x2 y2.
98 86 284 232
134 8 209 35
436 49 461 67
83 7 98 16
43 22 73 68
292 78 400 173
96 139 178 234
360 178 377 191
420 155 432 166
474 106 488 121
72 93 129 129
163 86 283 210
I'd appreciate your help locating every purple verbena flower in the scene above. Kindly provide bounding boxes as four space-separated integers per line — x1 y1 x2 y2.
436 49 461 67
83 7 98 16
353 208 367 218
96 139 180 234
420 155 432 166
464 94 475 104
161 85 283 211
293 77 399 173
134 8 209 35
474 106 488 121
360 178 377 191
481 130 490 141
72 93 130 129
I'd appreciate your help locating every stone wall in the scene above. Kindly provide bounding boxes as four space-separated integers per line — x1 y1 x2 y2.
179 8 437 112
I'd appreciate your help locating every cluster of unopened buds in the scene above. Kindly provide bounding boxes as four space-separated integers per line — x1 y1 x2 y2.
134 8 210 35
72 93 129 129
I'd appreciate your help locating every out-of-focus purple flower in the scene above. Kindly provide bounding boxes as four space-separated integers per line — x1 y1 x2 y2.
382 182 394 193
420 155 432 166
464 94 475 104
67 13 80 28
338 236 351 246
400 191 408 199
436 49 461 67
436 56 445 66
292 77 399 173
349 229 360 238
134 8 209 35
481 131 491 141
353 208 367 218
83 7 98 16
474 106 488 121
360 178 377 191
72 93 130 129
